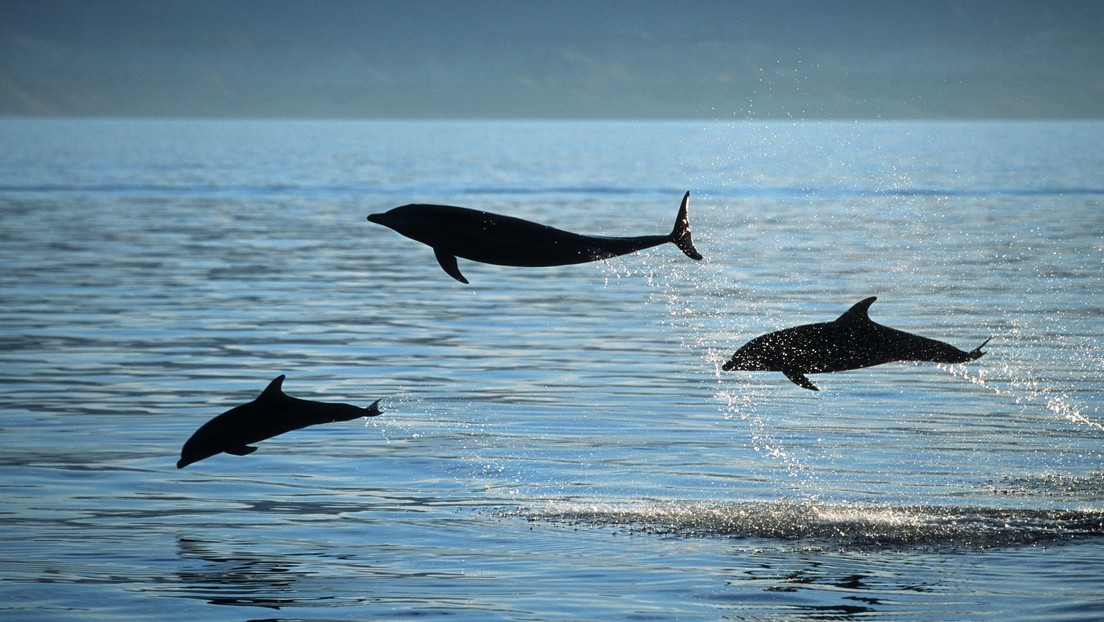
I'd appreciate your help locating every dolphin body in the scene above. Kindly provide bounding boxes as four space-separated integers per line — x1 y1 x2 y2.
367 191 702 283
177 375 382 468
722 297 990 391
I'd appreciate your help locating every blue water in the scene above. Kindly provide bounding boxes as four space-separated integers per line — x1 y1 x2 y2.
1 119 1102 620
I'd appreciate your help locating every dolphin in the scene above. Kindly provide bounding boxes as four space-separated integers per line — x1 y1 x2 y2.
177 375 382 468
721 297 990 391
366 191 702 283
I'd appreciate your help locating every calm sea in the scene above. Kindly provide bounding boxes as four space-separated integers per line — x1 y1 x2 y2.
1 119 1102 621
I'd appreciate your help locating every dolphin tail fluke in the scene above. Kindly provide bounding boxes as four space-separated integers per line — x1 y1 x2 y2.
670 191 703 260
966 337 991 361
365 399 383 417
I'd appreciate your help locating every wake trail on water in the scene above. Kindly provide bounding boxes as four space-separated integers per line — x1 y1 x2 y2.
504 499 1104 551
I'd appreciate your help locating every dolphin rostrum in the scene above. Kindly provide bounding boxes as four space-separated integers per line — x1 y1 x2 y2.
722 297 990 391
366 191 702 283
177 375 382 468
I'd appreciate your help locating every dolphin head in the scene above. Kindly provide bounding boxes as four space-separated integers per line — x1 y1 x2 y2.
176 427 221 468
367 205 452 242
367 204 437 229
722 335 782 371
366 209 397 228
176 400 256 469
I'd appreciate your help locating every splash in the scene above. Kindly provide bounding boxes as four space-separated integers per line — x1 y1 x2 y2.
944 361 1104 433
645 254 816 490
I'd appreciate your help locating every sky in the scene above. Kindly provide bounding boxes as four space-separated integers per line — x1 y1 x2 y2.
2 0 1103 119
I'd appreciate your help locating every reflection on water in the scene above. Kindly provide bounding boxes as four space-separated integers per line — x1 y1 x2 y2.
176 538 300 609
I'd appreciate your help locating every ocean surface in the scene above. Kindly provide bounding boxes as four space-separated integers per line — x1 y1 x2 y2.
1 119 1102 621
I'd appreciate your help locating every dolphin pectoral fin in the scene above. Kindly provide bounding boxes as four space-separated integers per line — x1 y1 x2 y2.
433 248 469 284
783 369 819 391
225 445 258 456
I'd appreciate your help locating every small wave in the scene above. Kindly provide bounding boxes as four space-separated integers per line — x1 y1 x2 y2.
458 185 675 197
871 186 1104 198
505 499 1104 550
708 185 1104 200
0 182 302 197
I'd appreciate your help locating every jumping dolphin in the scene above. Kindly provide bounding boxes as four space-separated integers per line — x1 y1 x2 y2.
177 375 382 468
366 191 702 283
722 297 990 391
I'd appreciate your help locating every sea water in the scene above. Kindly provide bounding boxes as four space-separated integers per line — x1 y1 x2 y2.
0 119 1101 620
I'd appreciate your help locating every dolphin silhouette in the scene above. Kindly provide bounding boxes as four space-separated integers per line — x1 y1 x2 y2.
177 375 382 468
366 191 702 283
722 297 990 391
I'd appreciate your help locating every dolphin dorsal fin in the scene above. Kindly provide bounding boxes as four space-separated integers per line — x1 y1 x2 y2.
836 297 877 324
258 375 286 401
